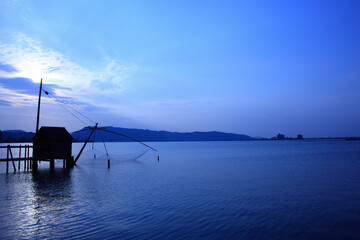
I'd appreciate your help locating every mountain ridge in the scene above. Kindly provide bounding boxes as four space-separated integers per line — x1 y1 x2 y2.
0 127 253 142
72 126 254 142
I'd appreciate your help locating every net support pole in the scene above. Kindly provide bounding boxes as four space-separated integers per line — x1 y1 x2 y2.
74 123 98 165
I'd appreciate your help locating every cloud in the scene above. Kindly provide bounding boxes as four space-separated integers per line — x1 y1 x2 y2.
0 34 141 129
0 34 137 101
0 99 12 106
0 62 17 73
0 75 74 98
0 76 40 95
0 84 38 107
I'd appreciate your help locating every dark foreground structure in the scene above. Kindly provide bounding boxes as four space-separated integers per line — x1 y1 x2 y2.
33 126 74 170
0 126 75 173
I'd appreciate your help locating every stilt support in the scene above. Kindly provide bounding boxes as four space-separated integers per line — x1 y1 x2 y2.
50 159 54 171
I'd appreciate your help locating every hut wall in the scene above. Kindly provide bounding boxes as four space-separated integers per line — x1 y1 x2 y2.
49 141 72 159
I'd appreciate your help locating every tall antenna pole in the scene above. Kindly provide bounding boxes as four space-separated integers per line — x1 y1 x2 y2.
36 78 43 134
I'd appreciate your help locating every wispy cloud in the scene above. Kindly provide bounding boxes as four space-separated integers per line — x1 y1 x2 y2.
0 34 137 103
0 62 17 73
0 84 38 107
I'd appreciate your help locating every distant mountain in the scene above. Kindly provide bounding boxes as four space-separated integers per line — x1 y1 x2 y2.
72 126 254 142
0 127 253 143
1 130 35 142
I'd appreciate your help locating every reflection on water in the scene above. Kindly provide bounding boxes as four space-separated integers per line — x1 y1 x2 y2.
31 170 73 239
0 169 73 239
32 169 73 212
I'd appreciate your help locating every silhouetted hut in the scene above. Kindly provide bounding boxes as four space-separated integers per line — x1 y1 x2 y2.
33 126 73 160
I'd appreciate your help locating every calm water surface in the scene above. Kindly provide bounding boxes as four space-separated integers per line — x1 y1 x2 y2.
1 140 360 239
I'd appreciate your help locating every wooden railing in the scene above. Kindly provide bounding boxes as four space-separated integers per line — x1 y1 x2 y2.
0 145 33 173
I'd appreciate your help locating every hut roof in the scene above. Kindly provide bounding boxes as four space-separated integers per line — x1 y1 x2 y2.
33 126 73 141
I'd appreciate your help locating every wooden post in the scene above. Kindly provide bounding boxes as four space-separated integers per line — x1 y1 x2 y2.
66 156 74 169
18 145 21 171
9 148 16 172
50 159 54 171
32 159 37 171
6 145 9 173
108 159 110 168
36 78 42 135
33 78 42 172
27 145 30 171
24 145 26 171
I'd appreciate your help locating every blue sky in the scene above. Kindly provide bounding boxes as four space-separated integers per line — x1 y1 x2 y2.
0 0 359 138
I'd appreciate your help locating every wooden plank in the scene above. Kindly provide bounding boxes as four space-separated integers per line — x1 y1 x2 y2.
0 158 35 162
0 157 54 162
0 145 33 149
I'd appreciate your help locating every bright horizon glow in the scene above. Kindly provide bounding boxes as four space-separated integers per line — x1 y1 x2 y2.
1 0 360 138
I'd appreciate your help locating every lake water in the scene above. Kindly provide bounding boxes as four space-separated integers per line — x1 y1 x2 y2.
1 140 360 239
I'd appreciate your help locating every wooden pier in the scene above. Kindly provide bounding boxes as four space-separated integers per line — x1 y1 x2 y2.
0 144 73 173
0 145 33 173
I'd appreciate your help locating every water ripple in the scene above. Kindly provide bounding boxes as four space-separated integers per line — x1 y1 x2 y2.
1 141 360 239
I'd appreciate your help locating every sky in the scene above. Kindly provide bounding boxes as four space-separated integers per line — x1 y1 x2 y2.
0 0 359 138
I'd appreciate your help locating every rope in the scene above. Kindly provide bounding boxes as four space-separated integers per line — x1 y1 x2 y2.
42 89 96 125
73 128 158 152
97 130 110 158
97 129 158 152
71 128 92 134
44 92 88 126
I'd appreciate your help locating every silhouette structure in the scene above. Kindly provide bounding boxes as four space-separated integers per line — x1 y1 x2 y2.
32 126 74 169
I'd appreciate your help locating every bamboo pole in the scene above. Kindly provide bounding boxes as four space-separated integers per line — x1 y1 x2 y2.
74 123 98 165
